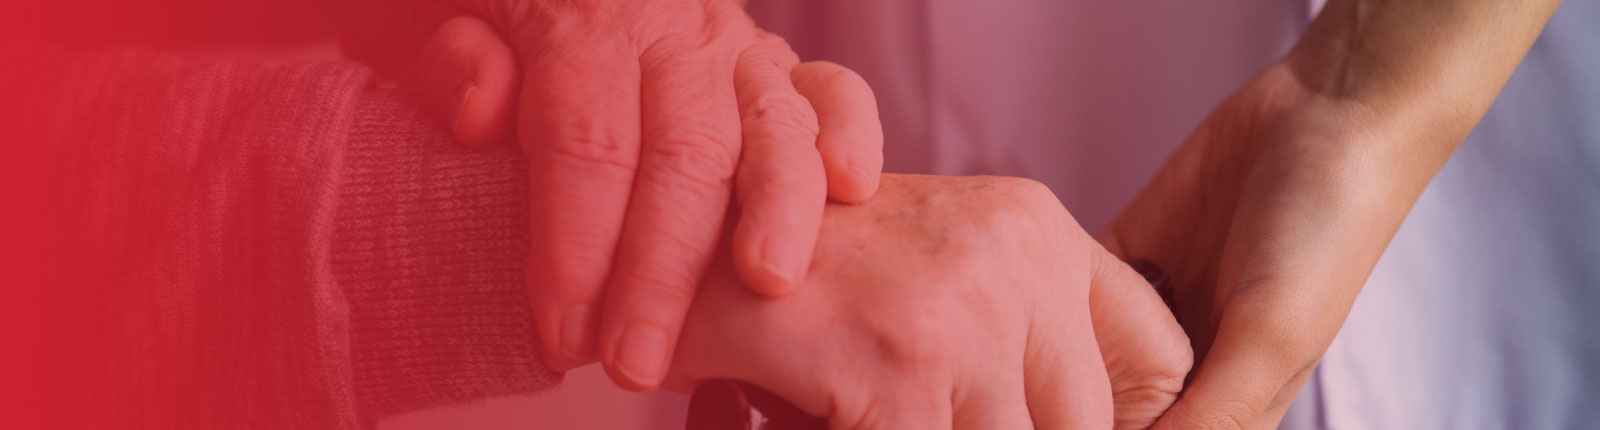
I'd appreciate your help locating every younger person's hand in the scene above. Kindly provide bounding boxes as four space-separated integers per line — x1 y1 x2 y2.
1102 0 1559 425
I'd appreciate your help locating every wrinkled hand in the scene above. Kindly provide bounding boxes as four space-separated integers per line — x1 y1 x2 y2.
1102 63 1416 429
666 174 1191 429
354 1 886 390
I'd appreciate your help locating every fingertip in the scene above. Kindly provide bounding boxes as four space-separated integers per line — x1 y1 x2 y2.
452 42 518 147
791 61 885 205
733 221 806 297
524 248 613 373
854 163 882 199
604 322 674 391
528 293 598 372
417 15 519 148
729 163 823 297
557 303 599 363
825 161 881 204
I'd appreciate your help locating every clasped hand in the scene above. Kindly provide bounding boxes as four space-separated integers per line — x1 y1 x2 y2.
353 0 887 390
668 174 1192 429
367 2 1192 427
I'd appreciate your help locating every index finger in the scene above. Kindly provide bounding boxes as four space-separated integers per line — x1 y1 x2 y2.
516 33 644 370
791 61 883 204
598 40 744 391
729 33 827 297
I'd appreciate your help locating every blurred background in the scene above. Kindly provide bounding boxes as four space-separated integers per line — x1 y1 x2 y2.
13 0 1593 428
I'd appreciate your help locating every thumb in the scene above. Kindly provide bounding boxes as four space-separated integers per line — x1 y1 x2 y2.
1149 298 1322 430
416 15 519 147
1090 249 1194 430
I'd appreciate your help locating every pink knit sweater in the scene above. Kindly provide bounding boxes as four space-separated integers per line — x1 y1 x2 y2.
14 46 558 429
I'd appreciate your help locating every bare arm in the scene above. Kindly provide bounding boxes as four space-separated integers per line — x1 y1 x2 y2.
1102 1 1562 428
1288 0 1562 188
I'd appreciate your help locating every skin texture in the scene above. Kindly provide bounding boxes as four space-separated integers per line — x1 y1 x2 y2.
376 1 887 391
663 173 1191 430
1100 0 1562 428
400 0 1559 426
420 22 1196 422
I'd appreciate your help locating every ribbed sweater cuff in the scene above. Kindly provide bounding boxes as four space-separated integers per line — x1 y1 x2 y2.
332 88 560 422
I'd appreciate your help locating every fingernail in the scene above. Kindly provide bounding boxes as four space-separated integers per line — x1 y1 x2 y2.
850 165 873 191
560 304 594 362
451 80 476 132
760 232 803 291
614 323 671 388
456 79 476 106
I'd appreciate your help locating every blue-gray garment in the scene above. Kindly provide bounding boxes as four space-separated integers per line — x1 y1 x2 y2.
751 0 1599 427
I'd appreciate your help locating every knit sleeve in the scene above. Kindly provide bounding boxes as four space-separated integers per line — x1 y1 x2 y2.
334 88 560 422
12 45 557 429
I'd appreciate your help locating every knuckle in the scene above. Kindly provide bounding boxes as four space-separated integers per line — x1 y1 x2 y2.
857 297 953 374
737 36 800 73
638 1 749 59
799 62 872 97
741 162 822 203
927 177 1080 272
997 177 1070 227
1111 374 1187 415
744 93 820 142
824 385 879 430
531 122 638 172
509 3 601 47
963 177 1061 232
818 112 883 147
533 252 606 295
616 258 703 310
695 0 756 46
643 127 739 189
641 33 701 65
1154 352 1196 391
995 176 1056 202
843 396 894 430
800 61 852 87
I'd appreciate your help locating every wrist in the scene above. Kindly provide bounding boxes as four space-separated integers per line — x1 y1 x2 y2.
335 87 559 418
1278 4 1475 183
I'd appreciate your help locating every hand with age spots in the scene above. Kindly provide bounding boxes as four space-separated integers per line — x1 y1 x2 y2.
665 174 1192 429
350 2 886 391
398 18 1195 423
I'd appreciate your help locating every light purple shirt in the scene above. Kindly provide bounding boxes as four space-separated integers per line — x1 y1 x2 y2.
751 1 1600 428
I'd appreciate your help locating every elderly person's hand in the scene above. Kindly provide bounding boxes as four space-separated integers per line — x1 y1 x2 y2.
343 2 886 390
665 174 1192 429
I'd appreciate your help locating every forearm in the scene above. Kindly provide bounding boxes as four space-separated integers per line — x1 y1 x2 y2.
18 46 559 426
1287 0 1560 185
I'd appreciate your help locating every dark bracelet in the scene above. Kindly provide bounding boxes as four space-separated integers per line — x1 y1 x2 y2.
686 380 826 430
1127 258 1176 311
